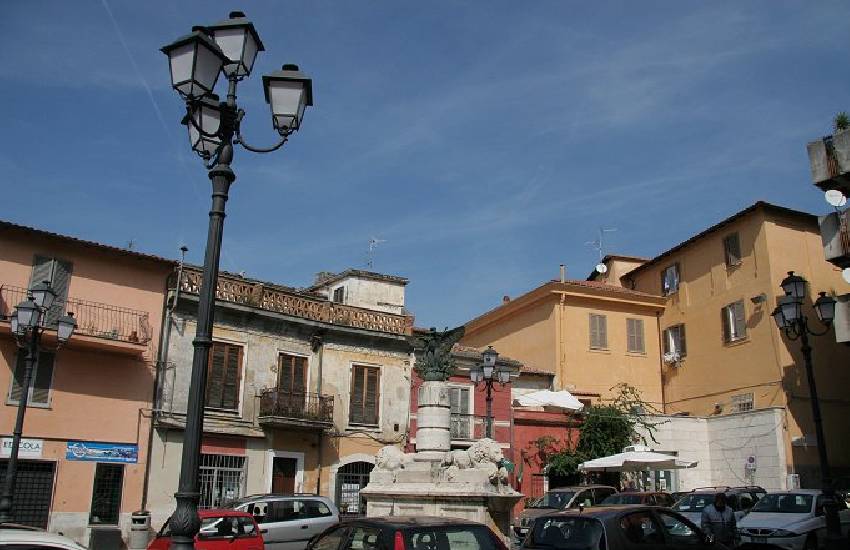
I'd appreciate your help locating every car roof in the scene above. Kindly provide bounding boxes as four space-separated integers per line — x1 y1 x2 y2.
614 491 668 496
199 508 255 518
762 489 821 496
345 516 488 528
538 505 653 519
548 485 615 492
0 528 85 548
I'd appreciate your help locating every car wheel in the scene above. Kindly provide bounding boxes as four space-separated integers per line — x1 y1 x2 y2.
804 533 817 550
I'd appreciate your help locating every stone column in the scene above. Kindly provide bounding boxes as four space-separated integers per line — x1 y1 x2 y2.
415 381 450 461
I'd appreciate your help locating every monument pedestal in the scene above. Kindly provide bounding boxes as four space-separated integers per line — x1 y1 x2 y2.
361 381 522 541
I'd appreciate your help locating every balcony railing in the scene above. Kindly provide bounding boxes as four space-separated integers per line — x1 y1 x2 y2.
177 267 414 336
0 284 151 344
258 388 334 429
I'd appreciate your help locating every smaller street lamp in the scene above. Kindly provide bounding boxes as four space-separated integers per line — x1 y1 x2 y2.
469 346 510 439
0 281 75 523
161 27 229 100
772 271 842 550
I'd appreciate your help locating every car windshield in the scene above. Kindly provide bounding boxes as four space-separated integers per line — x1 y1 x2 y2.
751 494 813 514
403 525 500 550
673 494 714 512
528 516 605 549
534 492 576 509
599 494 644 506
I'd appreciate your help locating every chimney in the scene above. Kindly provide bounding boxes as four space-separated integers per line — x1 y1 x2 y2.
502 295 511 304
559 264 566 283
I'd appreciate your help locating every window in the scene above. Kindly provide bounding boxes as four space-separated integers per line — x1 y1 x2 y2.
661 264 680 296
89 463 123 525
724 233 742 267
30 255 73 326
620 511 664 545
344 526 382 550
314 526 350 550
731 392 754 413
332 286 345 303
722 300 747 343
8 351 55 406
663 324 687 357
449 385 472 439
589 314 608 350
656 510 701 545
206 342 243 410
199 454 246 509
626 318 645 354
349 365 380 425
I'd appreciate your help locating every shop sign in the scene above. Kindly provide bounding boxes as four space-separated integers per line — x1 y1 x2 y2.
66 441 138 463
1 438 43 458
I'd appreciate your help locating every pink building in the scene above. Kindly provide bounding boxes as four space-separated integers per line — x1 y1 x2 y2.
0 220 174 545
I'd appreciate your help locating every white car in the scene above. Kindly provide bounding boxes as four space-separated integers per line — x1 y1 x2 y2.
0 524 86 549
737 489 850 549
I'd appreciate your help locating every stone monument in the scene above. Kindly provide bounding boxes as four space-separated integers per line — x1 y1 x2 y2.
360 327 522 540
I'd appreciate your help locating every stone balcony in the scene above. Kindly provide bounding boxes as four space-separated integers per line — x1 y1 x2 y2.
820 209 850 269
807 130 850 195
258 388 334 431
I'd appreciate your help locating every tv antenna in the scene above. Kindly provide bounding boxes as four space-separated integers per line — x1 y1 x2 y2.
586 227 617 274
367 237 386 269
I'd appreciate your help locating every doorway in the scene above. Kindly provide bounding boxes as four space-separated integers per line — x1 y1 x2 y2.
272 457 298 494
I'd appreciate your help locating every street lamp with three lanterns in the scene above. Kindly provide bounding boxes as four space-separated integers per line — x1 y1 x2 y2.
160 11 313 549
469 346 510 439
0 280 76 523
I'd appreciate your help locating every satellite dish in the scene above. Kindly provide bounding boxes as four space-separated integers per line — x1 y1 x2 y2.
595 263 608 274
825 189 847 207
843 267 850 284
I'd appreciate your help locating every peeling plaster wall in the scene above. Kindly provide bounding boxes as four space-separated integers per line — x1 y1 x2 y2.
330 277 406 315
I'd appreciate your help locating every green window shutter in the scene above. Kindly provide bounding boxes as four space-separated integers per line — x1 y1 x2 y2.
599 315 608 349
734 301 747 339
722 306 732 343
679 325 687 356
30 256 73 326
662 328 670 354
8 352 27 402
724 233 742 267
30 352 55 405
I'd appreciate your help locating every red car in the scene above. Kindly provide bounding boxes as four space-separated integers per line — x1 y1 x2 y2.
148 509 265 550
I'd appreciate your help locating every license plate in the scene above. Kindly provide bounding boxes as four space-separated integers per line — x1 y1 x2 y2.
518 528 528 534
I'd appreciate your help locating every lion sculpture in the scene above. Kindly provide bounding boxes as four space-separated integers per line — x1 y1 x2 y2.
441 438 509 485
374 445 413 472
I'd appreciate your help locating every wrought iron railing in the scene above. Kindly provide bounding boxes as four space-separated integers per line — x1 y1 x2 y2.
259 388 334 425
450 413 475 440
177 267 414 335
0 284 151 345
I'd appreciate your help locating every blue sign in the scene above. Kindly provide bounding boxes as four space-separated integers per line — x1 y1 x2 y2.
66 441 138 463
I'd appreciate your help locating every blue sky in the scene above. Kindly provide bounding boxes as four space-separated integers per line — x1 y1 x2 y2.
3 1 849 327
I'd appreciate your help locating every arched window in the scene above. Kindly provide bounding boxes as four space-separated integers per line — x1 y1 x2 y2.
335 461 374 518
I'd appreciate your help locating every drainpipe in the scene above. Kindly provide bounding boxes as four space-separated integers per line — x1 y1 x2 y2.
142 246 187 511
656 311 666 414
311 333 324 495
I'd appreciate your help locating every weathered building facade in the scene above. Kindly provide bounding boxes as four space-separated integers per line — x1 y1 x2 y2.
146 268 414 529
0 220 173 545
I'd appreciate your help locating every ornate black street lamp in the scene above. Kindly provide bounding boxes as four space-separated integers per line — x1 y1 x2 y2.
469 346 510 439
0 281 76 523
160 12 312 550
771 271 842 550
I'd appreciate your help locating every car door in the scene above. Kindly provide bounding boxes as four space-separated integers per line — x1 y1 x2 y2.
235 515 265 550
617 510 668 550
297 499 337 543
654 509 714 550
257 499 312 550
340 524 384 550
308 525 351 550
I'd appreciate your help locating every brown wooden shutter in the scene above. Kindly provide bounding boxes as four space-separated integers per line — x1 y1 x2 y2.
31 352 55 405
279 354 293 393
349 366 365 424
364 367 380 425
206 343 227 408
221 345 241 410
293 356 306 393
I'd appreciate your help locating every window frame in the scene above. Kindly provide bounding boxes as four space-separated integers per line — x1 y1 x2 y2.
7 349 56 408
277 352 308 395
332 286 345 303
722 300 748 344
589 313 608 350
205 341 244 412
661 263 680 296
730 392 754 413
663 324 687 357
88 463 125 526
626 318 646 354
348 364 381 427
723 232 742 268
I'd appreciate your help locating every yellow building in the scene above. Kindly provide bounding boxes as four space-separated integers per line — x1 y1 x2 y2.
622 201 850 487
462 278 666 408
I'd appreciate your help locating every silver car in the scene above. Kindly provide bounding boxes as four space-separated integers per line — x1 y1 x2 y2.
233 494 339 550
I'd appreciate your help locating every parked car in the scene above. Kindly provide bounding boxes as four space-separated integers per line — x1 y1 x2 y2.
672 485 765 525
231 494 339 550
737 489 850 549
513 485 618 538
520 505 727 550
306 516 508 550
0 524 87 549
148 509 264 550
599 491 676 507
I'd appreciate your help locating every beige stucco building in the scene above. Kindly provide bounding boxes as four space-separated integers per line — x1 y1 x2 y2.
0 220 174 545
621 201 850 488
147 267 414 531
461 278 666 408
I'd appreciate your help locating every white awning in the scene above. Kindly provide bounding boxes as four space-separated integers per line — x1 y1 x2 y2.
578 451 697 472
514 389 584 411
